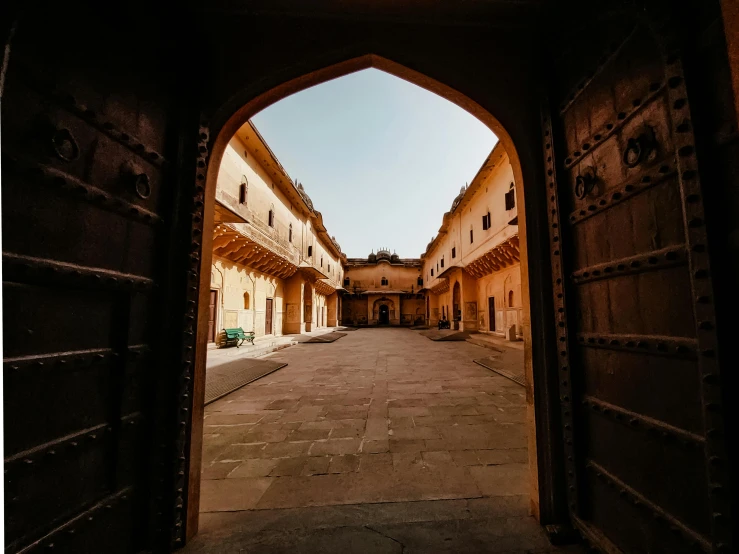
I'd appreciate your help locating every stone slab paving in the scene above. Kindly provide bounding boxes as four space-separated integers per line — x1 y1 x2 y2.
190 328 582 553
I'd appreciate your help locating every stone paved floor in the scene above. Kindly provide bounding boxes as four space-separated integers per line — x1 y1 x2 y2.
186 328 582 553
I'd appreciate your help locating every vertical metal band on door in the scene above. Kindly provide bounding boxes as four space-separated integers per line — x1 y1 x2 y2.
540 103 580 516
171 123 210 548
662 53 732 554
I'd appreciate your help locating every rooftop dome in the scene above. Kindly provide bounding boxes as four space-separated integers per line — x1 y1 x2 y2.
376 248 391 262
368 250 377 262
451 183 468 211
390 252 400 262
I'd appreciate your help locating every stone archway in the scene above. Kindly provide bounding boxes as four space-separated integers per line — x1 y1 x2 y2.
372 297 396 325
187 52 550 545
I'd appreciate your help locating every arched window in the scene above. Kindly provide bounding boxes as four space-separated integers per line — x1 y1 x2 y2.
508 290 514 307
344 277 350 287
288 223 292 243
239 176 248 204
505 182 516 210
268 207 275 227
381 276 388 286
244 292 250 309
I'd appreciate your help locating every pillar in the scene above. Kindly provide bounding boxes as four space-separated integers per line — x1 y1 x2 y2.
327 292 338 327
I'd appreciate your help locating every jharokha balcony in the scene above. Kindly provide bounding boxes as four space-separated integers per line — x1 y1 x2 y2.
212 221 344 295
212 222 299 280
464 234 520 278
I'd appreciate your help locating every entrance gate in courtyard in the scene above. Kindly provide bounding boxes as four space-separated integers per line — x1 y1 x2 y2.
1 2 737 553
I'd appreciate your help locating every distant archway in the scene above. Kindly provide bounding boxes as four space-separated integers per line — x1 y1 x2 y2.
452 281 461 330
191 53 544 542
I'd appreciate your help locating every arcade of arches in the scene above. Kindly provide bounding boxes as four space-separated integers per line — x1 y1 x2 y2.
3 2 739 554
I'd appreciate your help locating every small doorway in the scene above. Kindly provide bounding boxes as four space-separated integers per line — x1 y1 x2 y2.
488 296 495 332
208 290 218 343
378 304 389 325
265 298 273 335
452 282 461 331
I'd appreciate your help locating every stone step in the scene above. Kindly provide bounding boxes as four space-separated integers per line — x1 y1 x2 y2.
466 333 524 351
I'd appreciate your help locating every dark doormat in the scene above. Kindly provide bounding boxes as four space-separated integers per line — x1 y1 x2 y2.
474 355 525 387
419 329 477 341
205 358 288 405
303 331 348 343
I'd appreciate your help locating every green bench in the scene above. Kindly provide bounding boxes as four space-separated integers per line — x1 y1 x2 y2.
221 327 255 348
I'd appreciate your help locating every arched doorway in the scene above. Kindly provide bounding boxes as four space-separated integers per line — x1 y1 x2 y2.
452 282 461 331
378 304 389 325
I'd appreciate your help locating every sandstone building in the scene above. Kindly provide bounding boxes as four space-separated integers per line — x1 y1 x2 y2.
341 250 424 326
209 122 345 343
211 125 521 339
421 142 522 337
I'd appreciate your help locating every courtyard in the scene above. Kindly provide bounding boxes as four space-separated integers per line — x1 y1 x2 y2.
185 328 580 553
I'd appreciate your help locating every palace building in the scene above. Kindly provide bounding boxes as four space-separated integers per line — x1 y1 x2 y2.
421 142 523 338
341 250 425 326
209 122 345 344
211 124 521 340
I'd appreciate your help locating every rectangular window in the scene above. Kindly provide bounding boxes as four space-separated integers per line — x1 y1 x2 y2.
431 268 434 277
482 212 491 230
288 226 292 242
417 277 423 286
452 247 456 259
308 245 313 257
239 183 247 204
470 229 474 243
505 189 516 211
344 277 350 286
441 258 444 268
268 209 275 227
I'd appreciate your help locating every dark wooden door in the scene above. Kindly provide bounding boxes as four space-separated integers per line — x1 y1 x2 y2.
488 297 496 331
544 10 731 553
208 290 217 342
1 5 193 553
265 298 273 335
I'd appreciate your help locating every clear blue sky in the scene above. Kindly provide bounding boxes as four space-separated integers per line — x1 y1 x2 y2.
251 68 497 258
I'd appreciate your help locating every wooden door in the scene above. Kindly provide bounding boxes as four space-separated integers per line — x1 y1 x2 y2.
208 290 217 342
488 297 496 331
544 9 732 553
265 298 273 335
1 5 194 552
